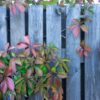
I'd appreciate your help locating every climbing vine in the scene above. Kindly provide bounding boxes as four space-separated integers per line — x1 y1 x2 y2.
0 36 69 100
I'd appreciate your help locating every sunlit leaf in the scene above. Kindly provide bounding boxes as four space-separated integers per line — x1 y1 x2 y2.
81 24 88 33
6 77 14 91
35 67 43 76
58 71 67 79
15 77 24 85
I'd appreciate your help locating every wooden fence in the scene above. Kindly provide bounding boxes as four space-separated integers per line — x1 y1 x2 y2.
0 4 100 100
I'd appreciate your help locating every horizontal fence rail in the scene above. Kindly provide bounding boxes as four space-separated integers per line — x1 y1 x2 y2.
0 4 100 100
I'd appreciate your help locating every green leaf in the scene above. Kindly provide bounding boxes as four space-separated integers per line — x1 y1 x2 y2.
10 53 16 57
16 81 23 94
51 67 56 73
35 67 43 76
62 58 70 62
88 6 94 14
58 71 67 79
55 61 59 67
62 62 69 72
21 81 26 94
15 77 24 85
40 65 48 74
0 69 4 74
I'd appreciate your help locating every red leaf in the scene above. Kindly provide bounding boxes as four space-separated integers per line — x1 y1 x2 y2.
35 58 44 64
0 61 5 68
16 3 25 13
2 52 8 57
76 47 84 57
5 67 13 77
9 5 16 15
69 24 80 37
55 79 61 87
72 26 80 37
26 69 32 78
6 77 14 91
33 44 41 48
79 51 84 57
85 47 91 52
32 49 37 57
9 59 16 73
53 93 59 100
0 80 7 94
17 42 28 49
84 51 88 57
24 35 30 44
9 46 16 50
24 48 30 56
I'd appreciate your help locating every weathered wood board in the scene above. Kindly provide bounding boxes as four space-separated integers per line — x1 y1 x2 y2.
85 4 100 100
66 4 81 100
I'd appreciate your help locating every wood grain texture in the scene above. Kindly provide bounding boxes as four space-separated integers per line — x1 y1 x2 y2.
85 4 100 100
0 7 7 50
28 5 43 100
46 5 61 55
28 5 43 44
10 9 25 45
66 4 81 100
10 8 25 100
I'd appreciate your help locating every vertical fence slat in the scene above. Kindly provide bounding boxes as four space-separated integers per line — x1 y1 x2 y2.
10 9 25 100
66 4 81 100
0 6 7 100
85 4 100 100
46 5 61 55
0 7 7 50
28 5 43 100
10 10 25 45
29 5 43 44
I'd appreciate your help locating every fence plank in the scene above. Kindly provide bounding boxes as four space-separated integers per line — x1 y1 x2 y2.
46 5 61 55
85 4 100 100
66 4 81 100
0 7 7 50
10 9 25 100
10 9 25 45
28 5 43 100
29 5 43 44
0 6 7 100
